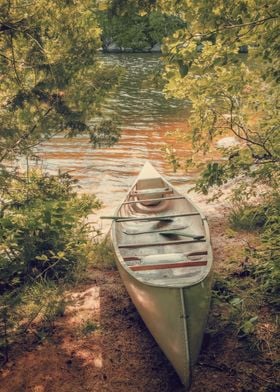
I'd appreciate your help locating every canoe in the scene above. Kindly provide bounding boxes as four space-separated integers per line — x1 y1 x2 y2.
106 162 213 387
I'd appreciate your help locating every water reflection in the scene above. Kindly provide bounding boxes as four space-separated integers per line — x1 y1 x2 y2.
97 53 188 130
37 53 192 217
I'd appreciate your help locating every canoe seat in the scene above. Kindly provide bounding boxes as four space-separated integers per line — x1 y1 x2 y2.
123 251 207 264
141 253 186 264
125 253 208 271
130 260 207 271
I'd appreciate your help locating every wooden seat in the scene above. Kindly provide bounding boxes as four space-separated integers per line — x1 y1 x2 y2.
123 251 207 263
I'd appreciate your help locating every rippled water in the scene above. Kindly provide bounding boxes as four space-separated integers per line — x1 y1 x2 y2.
38 53 193 218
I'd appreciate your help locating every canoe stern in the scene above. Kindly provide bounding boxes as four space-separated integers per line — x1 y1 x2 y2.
115 255 192 387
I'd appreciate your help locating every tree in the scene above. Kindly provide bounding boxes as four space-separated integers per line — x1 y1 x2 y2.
97 1 185 50
158 0 280 301
157 0 279 194
0 0 120 165
0 0 120 359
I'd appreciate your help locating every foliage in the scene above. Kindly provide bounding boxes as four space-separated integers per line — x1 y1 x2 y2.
0 170 100 291
162 146 181 172
229 204 267 231
157 0 280 303
98 1 185 50
0 0 120 163
227 196 280 309
213 275 265 349
0 1 122 362
92 238 116 270
231 195 280 305
80 319 99 336
0 170 101 363
158 0 279 194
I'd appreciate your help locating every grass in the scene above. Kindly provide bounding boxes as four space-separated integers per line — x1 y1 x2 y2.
92 238 116 270
80 320 100 336
210 233 279 363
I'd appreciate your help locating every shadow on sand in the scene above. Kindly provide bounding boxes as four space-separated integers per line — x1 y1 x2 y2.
0 269 185 392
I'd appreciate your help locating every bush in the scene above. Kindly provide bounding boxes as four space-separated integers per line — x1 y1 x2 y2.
229 205 267 231
0 170 101 363
0 171 100 290
229 195 280 307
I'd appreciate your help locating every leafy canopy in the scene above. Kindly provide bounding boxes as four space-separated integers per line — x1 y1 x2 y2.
158 0 280 305
0 0 121 163
158 0 279 193
0 0 119 360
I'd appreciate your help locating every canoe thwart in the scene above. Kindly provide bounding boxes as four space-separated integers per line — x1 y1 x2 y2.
130 260 207 271
130 187 173 196
122 195 186 205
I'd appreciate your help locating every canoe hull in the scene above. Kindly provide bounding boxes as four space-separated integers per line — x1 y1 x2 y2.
114 250 212 387
109 162 213 387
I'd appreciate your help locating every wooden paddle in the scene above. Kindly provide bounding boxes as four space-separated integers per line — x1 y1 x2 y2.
100 216 174 222
123 224 188 235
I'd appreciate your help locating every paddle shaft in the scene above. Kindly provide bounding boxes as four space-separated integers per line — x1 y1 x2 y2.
123 225 188 235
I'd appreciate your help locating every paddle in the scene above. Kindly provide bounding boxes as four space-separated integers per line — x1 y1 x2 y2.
159 231 205 240
123 224 188 235
100 216 174 222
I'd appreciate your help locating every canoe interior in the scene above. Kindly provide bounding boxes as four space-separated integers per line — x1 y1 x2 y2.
113 164 212 288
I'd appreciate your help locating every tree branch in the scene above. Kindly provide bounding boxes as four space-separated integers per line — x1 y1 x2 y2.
0 107 53 162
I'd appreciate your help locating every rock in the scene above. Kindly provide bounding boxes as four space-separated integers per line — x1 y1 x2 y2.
216 136 240 149
106 43 122 53
120 47 134 53
151 43 161 52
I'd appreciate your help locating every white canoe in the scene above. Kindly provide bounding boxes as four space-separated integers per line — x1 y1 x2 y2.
106 162 213 387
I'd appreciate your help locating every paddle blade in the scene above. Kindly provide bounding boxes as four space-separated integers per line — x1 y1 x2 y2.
160 231 205 240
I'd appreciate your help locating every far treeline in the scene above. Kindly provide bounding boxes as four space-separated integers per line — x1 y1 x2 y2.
97 0 186 51
0 0 279 366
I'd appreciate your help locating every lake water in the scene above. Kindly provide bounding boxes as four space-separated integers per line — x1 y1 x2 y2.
37 53 196 222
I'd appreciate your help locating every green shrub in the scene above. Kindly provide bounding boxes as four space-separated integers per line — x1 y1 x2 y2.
229 204 267 231
229 195 280 308
0 170 101 290
92 237 116 270
0 170 101 362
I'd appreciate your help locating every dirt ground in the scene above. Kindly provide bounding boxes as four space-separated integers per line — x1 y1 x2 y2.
0 212 279 392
